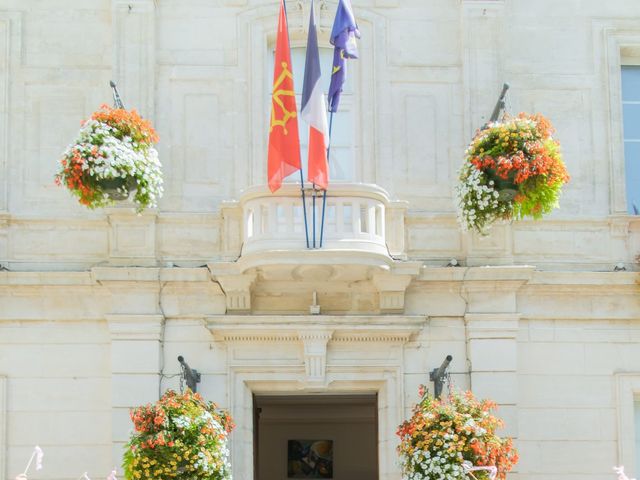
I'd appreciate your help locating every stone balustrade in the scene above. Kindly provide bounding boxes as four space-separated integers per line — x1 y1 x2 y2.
220 184 408 264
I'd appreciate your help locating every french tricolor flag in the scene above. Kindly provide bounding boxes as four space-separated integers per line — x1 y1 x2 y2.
301 0 329 190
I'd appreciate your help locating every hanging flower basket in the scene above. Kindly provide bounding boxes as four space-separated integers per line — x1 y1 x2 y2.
397 389 518 480
55 104 163 212
123 389 234 480
455 113 570 234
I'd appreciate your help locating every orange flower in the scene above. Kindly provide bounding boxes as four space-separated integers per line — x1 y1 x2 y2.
91 104 159 144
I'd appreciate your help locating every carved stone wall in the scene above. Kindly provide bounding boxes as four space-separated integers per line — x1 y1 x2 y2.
0 268 638 478
0 1 637 269
0 2 640 480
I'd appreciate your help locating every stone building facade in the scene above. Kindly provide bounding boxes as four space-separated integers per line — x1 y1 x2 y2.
0 1 639 479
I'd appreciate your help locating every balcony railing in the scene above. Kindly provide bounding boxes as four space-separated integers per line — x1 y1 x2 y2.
220 184 407 264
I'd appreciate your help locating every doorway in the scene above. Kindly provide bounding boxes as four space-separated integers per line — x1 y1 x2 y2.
253 394 379 480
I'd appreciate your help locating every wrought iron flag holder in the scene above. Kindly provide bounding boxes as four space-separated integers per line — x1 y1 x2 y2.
430 355 452 399
486 82 510 127
178 355 201 393
110 80 125 109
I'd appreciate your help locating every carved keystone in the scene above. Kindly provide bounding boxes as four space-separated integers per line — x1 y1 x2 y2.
298 330 332 385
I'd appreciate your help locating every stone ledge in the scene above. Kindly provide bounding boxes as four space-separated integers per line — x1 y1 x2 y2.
417 265 536 282
226 247 396 272
92 266 161 282
529 271 639 286
0 271 93 285
159 267 211 282
523 314 640 322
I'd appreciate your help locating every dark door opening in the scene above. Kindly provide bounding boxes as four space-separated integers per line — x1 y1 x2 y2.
254 394 378 480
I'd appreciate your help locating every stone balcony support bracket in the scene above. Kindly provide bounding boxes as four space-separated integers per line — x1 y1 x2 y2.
208 267 257 313
372 262 422 313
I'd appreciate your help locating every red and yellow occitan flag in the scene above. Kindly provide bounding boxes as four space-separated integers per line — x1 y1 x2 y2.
267 0 301 193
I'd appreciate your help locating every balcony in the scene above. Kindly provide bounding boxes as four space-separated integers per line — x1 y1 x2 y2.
220 183 407 268
212 183 420 314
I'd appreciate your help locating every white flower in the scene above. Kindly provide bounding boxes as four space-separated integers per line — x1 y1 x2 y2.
57 118 163 211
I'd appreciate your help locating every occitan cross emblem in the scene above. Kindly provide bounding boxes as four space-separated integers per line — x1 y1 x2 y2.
270 61 296 135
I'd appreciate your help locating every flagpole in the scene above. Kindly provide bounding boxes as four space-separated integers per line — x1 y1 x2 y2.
312 184 317 248
282 0 310 249
299 165 310 248
319 110 334 248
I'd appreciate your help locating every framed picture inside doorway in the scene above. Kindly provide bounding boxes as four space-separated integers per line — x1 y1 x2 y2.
287 439 334 478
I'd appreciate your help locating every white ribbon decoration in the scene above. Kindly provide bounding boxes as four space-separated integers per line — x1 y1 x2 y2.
463 461 498 480
34 447 44 471
15 451 118 480
614 466 637 480
17 445 44 480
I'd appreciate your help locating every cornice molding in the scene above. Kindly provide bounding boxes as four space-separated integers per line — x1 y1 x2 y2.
206 314 427 344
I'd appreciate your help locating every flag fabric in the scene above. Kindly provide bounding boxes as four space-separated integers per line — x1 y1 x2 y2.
267 0 301 193
327 0 360 112
301 0 329 190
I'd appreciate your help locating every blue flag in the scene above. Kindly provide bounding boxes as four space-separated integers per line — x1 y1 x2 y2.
327 0 360 113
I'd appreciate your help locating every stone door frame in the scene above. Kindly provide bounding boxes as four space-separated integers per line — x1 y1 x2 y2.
228 365 403 480
207 314 427 480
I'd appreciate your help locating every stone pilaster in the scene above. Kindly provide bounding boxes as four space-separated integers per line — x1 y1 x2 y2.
463 266 533 438
94 267 164 472
0 12 19 214
385 200 409 259
465 313 519 437
107 314 163 472
609 215 632 266
220 200 243 261
0 375 6 480
0 213 8 268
